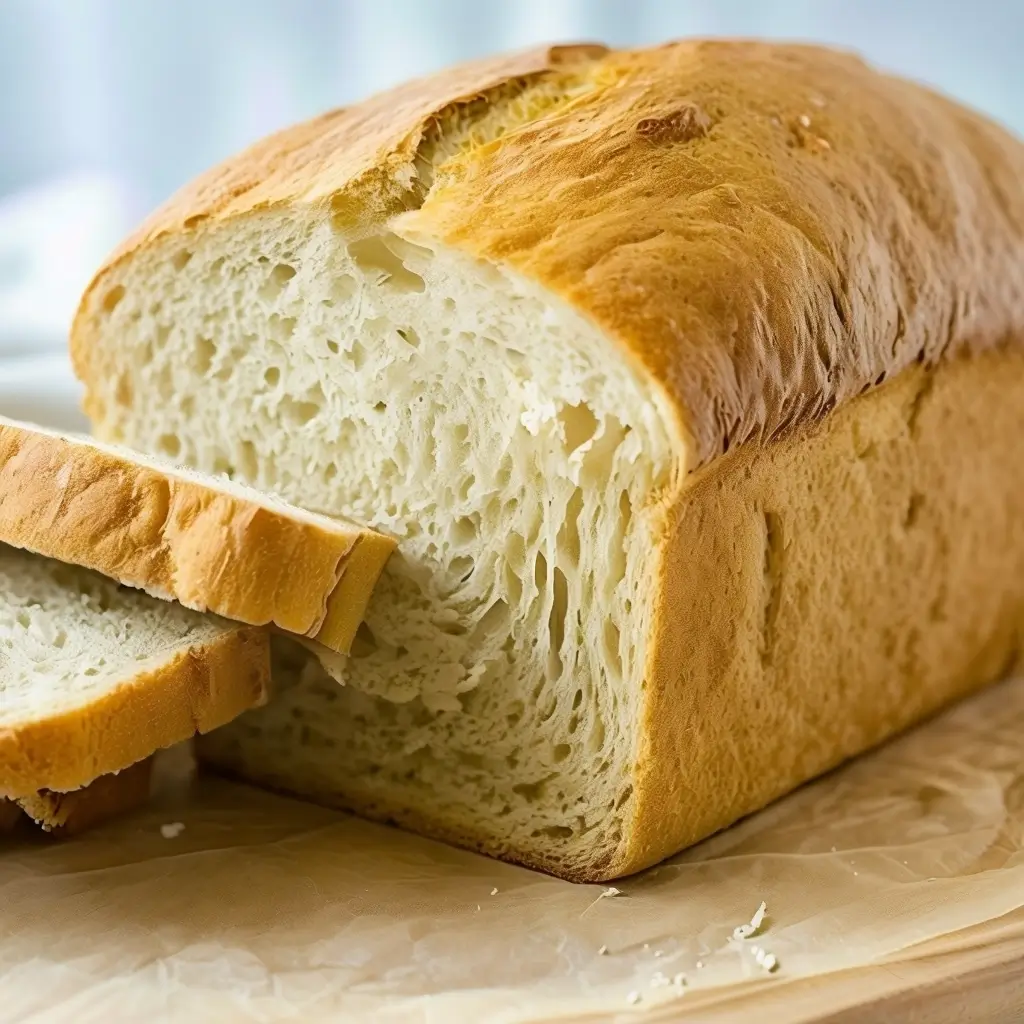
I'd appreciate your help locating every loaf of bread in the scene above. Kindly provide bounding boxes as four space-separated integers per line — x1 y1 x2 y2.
71 41 1024 880
0 416 395 655
0 544 268 798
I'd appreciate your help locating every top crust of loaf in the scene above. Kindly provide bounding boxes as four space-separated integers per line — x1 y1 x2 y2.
72 40 1024 465
0 418 395 653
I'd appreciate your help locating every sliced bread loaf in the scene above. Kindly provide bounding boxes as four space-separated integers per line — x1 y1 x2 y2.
0 544 269 798
2 758 153 835
71 42 1024 879
0 416 395 655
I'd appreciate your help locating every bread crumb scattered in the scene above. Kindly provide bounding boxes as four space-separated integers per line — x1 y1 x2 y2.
751 945 780 973
490 887 499 895
732 900 768 940
650 971 669 989
830 845 837 853
799 114 811 127
160 822 185 839
627 991 641 1005
653 949 663 958
672 972 687 988
696 960 704 969
597 945 608 956
603 886 623 898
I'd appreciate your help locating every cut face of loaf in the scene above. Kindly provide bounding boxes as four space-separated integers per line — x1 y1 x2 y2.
77 220 676 876
72 41 1024 878
0 416 395 655
0 544 269 797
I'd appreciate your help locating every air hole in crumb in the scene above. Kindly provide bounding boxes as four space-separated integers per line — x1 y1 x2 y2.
453 423 469 444
450 555 475 582
259 263 297 303
193 336 216 375
16 611 30 629
327 339 340 354
559 401 599 454
263 366 281 388
348 235 426 293
324 463 338 482
350 622 379 659
603 620 623 678
83 667 100 677
512 778 549 802
102 285 125 313
548 566 568 679
171 250 193 271
374 401 387 413
397 327 421 349
534 825 574 839
158 434 182 459
452 516 478 547
553 743 571 763
572 688 583 710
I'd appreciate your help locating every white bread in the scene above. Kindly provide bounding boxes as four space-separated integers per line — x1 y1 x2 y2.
0 416 395 655
2 758 153 835
0 544 269 798
71 42 1024 880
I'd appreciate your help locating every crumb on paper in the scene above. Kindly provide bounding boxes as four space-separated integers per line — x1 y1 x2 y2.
673 972 687 988
732 900 768 940
597 945 608 956
160 822 185 839
751 945 780 973
830 845 837 853
799 113 811 127
696 960 704 969
582 885 625 917
490 887 499 896
643 943 649 950
650 971 669 989
654 949 663 958
627 991 642 1006
476 904 481 911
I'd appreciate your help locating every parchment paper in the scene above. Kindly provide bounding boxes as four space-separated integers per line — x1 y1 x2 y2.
2 673 1024 1023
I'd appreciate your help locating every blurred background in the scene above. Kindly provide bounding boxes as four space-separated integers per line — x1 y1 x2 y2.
0 0 1021 428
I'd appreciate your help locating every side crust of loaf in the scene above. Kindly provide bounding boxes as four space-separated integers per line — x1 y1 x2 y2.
0 629 269 798
0 420 394 654
617 346 1024 878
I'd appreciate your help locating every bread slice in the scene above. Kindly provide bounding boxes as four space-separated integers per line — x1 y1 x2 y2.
0 544 269 798
70 42 1024 880
2 758 153 835
0 416 395 655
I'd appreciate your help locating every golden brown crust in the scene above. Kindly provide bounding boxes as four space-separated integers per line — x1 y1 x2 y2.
15 758 153 835
73 40 1024 465
0 420 395 653
0 628 268 798
611 346 1024 879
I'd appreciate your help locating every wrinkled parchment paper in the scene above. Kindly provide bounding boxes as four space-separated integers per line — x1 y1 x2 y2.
3 674 1024 1023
